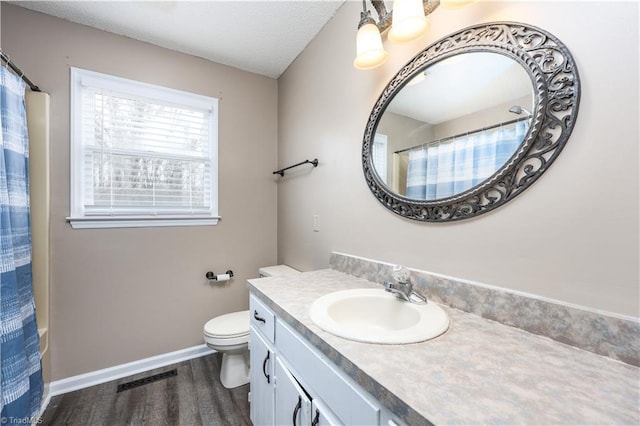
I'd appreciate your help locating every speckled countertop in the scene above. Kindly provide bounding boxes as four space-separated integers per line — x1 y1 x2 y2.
248 269 640 426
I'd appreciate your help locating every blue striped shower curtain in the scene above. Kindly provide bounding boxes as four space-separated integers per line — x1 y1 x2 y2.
0 67 43 421
406 120 529 200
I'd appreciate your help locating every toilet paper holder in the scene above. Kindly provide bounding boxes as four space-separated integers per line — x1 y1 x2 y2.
205 270 234 281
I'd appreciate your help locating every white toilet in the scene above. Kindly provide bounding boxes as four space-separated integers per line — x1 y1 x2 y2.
204 310 251 388
203 264 300 389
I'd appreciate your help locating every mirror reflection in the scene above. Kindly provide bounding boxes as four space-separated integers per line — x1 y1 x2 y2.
372 52 533 200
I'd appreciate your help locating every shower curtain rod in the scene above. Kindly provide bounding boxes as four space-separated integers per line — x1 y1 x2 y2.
394 115 530 154
0 50 41 92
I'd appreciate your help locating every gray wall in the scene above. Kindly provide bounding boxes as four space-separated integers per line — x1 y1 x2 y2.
2 4 278 381
277 1 639 317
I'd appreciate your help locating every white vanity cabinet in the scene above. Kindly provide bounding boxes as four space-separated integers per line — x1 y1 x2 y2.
249 293 406 426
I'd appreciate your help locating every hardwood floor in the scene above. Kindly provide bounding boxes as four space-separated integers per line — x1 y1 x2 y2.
40 353 251 426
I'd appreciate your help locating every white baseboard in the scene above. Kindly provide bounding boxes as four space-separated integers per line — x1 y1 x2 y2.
47 344 215 399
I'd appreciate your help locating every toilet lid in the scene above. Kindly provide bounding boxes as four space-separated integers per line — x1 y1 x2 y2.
204 310 249 338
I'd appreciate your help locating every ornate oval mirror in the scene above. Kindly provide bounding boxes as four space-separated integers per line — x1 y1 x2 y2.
362 22 580 222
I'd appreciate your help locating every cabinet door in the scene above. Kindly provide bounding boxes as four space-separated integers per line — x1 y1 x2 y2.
275 358 312 426
311 399 342 426
249 327 275 426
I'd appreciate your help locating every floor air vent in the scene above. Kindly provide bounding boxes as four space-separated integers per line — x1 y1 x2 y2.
116 369 177 393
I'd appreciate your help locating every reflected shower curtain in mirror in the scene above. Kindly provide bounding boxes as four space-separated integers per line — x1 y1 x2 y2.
0 67 43 420
406 120 529 200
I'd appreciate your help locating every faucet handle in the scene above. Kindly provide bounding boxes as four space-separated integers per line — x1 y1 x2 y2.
392 265 411 283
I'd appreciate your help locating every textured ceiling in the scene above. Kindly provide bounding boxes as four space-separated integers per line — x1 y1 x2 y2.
9 0 346 79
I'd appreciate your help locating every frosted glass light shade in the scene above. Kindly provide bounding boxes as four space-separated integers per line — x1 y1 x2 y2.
353 23 388 70
389 0 430 43
440 0 478 9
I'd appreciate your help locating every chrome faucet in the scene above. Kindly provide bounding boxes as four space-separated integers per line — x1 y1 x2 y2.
384 265 427 304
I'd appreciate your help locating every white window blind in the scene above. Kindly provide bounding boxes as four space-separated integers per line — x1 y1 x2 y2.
69 68 219 228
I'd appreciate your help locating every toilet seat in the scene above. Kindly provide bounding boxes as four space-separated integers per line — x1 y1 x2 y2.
204 310 249 346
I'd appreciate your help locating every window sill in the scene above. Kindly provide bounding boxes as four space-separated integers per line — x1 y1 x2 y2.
67 216 220 229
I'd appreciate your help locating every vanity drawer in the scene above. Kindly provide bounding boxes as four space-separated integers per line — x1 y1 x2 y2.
250 294 275 343
276 320 380 425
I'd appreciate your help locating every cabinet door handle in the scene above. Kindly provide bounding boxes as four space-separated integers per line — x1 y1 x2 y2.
292 396 302 426
311 409 320 426
254 310 266 323
262 351 270 384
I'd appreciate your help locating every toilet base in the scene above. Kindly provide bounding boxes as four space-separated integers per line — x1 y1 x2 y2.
220 350 249 389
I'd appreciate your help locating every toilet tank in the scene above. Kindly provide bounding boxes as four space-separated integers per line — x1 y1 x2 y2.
258 265 300 278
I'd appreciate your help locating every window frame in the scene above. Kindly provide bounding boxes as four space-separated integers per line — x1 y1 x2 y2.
68 67 219 229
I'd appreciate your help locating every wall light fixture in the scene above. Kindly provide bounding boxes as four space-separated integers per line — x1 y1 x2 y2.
354 0 478 70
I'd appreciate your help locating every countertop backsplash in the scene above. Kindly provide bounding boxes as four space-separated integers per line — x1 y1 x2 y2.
329 252 640 367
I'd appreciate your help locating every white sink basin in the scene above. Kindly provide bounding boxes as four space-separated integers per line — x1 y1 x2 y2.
309 288 449 344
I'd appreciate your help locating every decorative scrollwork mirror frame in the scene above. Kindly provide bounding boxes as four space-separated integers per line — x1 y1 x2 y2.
362 22 580 222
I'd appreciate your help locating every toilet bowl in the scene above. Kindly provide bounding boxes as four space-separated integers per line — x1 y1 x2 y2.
203 310 250 389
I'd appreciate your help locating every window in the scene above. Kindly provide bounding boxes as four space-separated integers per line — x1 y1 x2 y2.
372 133 388 182
68 68 219 229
